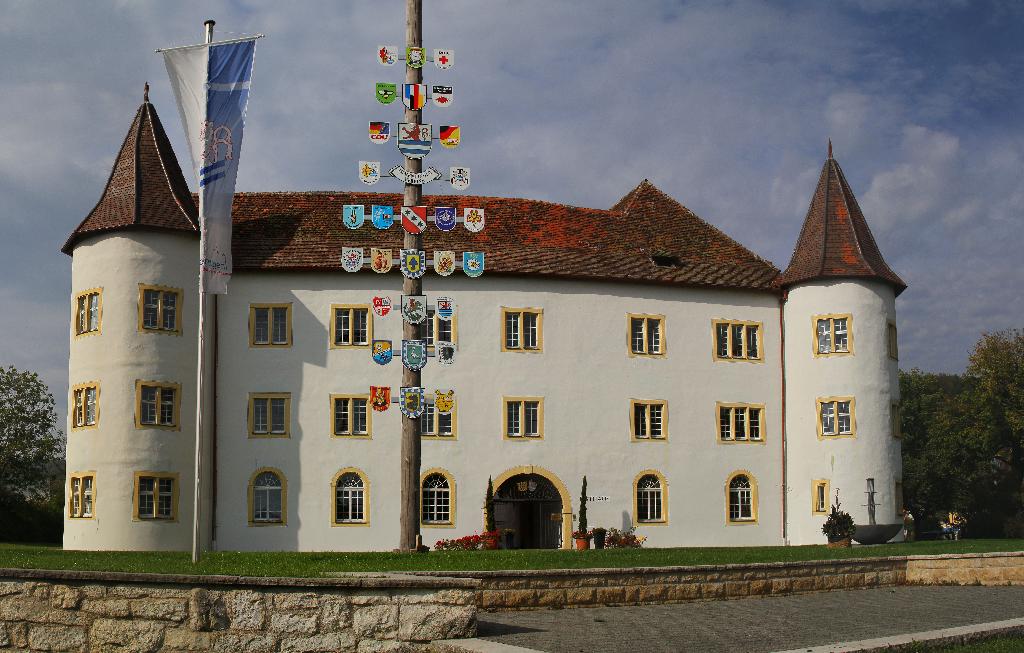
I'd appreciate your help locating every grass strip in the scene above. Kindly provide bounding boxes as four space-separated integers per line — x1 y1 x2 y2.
0 539 1021 578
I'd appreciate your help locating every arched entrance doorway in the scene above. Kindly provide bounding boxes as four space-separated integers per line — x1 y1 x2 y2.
494 473 564 549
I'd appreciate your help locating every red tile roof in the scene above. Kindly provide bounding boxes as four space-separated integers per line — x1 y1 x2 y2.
228 181 780 291
778 155 906 295
61 98 198 254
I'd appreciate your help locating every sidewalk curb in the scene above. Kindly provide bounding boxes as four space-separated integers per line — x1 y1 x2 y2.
772 616 1024 652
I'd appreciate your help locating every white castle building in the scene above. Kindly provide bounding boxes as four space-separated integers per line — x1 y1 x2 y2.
62 94 906 551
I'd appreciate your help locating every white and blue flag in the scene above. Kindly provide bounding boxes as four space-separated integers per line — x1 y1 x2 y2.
162 37 258 294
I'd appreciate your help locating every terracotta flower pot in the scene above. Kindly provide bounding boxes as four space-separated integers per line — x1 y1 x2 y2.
826 537 852 548
574 537 591 551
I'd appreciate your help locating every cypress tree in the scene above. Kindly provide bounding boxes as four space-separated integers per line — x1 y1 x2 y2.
485 476 496 532
578 476 588 535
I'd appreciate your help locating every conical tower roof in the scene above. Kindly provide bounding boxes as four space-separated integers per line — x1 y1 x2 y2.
778 147 906 295
62 86 198 254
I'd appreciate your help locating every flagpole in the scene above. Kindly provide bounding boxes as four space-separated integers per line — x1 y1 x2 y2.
191 18 216 565
399 0 423 552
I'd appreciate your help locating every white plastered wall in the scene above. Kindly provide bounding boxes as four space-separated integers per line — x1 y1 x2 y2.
783 279 901 545
64 231 205 551
213 272 785 552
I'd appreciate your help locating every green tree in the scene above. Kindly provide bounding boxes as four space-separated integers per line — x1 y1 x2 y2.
0 366 65 542
485 477 496 532
966 329 1024 535
578 476 588 535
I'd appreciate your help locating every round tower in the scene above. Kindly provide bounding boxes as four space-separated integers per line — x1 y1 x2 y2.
63 92 200 550
780 145 907 545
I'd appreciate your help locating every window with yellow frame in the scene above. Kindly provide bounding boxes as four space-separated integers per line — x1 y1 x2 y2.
813 313 853 356
817 396 856 438
887 321 899 360
712 319 762 362
248 468 286 525
68 473 95 519
421 402 456 438
133 472 178 521
71 382 100 430
630 400 667 440
330 304 372 349
421 469 456 527
249 303 292 347
891 403 901 439
812 479 830 515
332 468 369 526
502 307 542 352
628 314 665 357
138 284 182 335
633 471 667 525
135 381 180 430
726 471 758 524
717 403 765 443
423 305 457 351
331 394 370 438
249 393 291 438
503 397 543 439
73 288 102 337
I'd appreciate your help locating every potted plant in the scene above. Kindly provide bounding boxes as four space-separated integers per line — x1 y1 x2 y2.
481 529 500 550
574 476 592 550
822 490 856 548
592 527 607 549
502 528 515 549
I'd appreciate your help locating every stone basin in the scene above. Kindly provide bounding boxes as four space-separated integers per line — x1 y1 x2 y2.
852 523 903 544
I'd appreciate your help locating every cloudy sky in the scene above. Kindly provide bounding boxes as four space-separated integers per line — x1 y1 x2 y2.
1 0 1021 425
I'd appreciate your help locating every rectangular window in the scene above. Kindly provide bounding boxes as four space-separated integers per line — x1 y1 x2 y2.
250 304 292 347
332 395 370 437
895 480 904 516
712 320 762 361
331 305 372 348
888 321 899 360
71 383 100 429
813 314 853 356
134 473 177 520
504 397 543 439
68 473 96 518
135 381 180 429
422 307 456 349
421 403 456 438
632 400 667 440
892 403 901 439
502 308 543 352
818 397 856 437
249 394 290 437
628 314 665 356
74 289 102 336
717 404 765 443
812 480 830 515
137 285 182 334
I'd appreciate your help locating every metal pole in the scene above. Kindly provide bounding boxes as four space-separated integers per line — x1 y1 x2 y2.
191 18 216 564
399 0 423 552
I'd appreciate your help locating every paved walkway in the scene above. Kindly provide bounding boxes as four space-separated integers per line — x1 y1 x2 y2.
475 585 1024 652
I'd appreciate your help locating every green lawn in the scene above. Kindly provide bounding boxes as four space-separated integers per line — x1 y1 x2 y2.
906 636 1024 652
0 539 1021 578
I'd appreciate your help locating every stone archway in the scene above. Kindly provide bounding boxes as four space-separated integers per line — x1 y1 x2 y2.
490 466 572 550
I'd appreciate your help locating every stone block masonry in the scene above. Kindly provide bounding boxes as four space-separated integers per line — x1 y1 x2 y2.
0 568 477 652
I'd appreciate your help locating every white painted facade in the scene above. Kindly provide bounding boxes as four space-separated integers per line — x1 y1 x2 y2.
64 229 902 551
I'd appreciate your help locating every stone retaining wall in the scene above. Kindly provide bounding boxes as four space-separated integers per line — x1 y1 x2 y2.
429 552 1024 611
0 568 477 652
905 552 1024 587
431 557 907 610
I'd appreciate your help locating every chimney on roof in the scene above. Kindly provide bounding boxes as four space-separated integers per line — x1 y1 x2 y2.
144 82 149 103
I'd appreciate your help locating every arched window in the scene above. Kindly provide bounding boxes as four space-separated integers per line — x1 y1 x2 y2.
634 472 666 523
249 469 285 525
334 471 367 524
421 472 452 526
728 473 757 523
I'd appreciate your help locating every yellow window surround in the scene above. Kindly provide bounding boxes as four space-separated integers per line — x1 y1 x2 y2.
502 396 544 440
330 304 373 349
134 380 181 431
812 313 854 357
137 284 183 335
630 399 668 441
132 471 179 522
330 394 371 439
332 467 370 527
70 382 100 430
249 303 292 347
248 393 292 438
627 313 666 357
248 467 287 526
711 319 764 362
816 396 857 439
67 472 96 519
632 469 668 526
420 468 457 528
716 402 766 444
72 288 102 338
501 307 543 352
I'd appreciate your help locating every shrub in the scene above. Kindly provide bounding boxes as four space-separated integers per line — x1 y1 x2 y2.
433 530 501 551
604 527 644 548
822 491 856 542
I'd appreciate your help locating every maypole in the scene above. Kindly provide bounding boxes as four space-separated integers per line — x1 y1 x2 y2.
399 0 424 553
